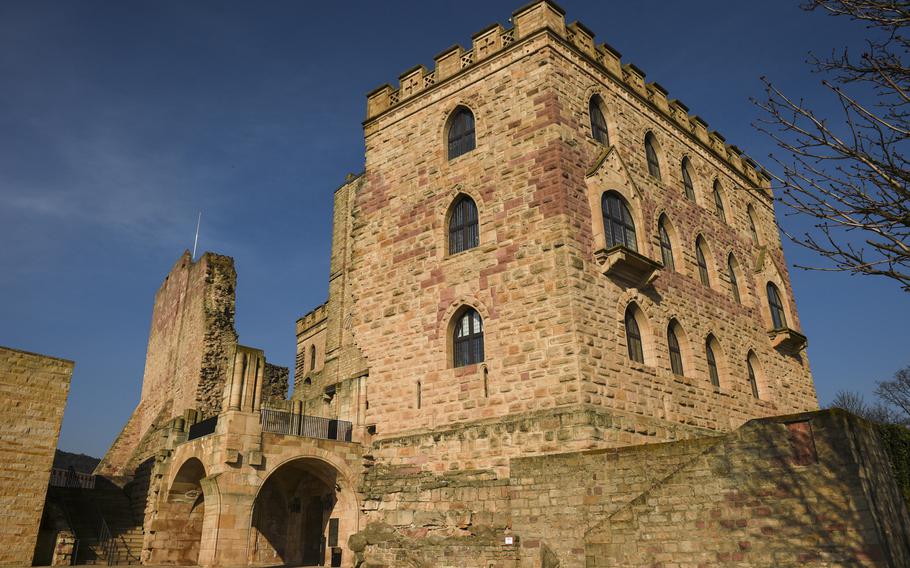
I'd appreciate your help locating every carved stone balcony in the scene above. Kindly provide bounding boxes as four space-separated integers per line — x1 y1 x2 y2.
595 245 661 287
769 327 808 355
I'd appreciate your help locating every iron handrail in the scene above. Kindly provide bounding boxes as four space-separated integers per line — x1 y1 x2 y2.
260 408 352 442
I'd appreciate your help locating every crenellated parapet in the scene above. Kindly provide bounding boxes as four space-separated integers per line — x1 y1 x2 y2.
365 0 769 186
296 301 328 336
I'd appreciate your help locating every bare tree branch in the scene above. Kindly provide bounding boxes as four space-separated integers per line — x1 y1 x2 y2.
753 0 910 291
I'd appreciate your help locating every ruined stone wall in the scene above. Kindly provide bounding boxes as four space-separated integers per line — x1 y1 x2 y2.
98 251 237 478
506 410 910 568
262 363 289 404
0 346 73 566
355 465 516 568
370 405 711 477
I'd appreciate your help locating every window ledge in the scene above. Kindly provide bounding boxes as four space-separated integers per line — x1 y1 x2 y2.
768 327 808 355
595 245 661 287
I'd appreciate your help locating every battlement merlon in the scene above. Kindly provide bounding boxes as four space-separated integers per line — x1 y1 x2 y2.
296 302 328 336
363 0 771 192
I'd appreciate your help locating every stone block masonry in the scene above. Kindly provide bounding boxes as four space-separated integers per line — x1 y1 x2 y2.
0 346 73 567
97 250 238 480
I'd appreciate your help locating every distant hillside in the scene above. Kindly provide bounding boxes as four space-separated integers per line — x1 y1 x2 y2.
53 449 101 474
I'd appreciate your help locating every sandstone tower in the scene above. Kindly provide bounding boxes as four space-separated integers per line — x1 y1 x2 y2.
293 0 819 473
81 3 910 567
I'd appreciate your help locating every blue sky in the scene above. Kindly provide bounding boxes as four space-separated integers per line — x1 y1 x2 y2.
1 1 906 458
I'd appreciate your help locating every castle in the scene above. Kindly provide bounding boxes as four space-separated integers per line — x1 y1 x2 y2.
12 2 910 567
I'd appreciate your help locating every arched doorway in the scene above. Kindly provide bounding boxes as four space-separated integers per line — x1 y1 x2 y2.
249 458 356 567
161 457 206 565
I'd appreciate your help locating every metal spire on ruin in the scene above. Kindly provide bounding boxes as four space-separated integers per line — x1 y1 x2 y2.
192 211 202 260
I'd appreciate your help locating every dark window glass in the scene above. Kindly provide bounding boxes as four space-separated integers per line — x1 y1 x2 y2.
767 283 788 329
590 97 609 145
625 305 644 363
447 107 476 160
748 208 760 246
682 159 696 202
645 133 661 180
706 339 720 388
696 239 710 287
713 181 727 223
728 255 741 304
448 196 479 254
454 308 484 367
747 355 760 398
668 322 684 376
602 192 637 251
659 218 674 271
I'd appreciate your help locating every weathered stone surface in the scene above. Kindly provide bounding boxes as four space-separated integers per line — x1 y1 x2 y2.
0 346 72 567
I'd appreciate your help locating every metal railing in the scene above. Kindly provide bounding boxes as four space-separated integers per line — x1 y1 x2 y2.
261 408 352 442
187 415 218 440
49 467 96 489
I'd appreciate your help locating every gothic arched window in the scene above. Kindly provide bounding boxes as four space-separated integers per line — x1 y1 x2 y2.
589 96 609 145
645 133 661 180
706 335 721 388
696 238 710 287
681 158 696 202
668 320 684 376
447 106 476 160
727 254 741 304
713 180 727 223
747 351 760 399
453 308 484 367
309 345 316 371
748 205 760 246
602 192 637 251
767 283 788 329
658 216 675 271
624 304 645 364
448 196 479 254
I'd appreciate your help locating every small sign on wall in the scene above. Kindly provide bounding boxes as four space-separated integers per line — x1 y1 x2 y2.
504 536 514 545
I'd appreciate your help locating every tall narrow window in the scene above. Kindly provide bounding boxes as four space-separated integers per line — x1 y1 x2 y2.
681 158 696 202
727 254 741 304
602 192 637 251
448 196 479 254
658 216 675 271
416 380 422 409
767 283 788 329
713 180 727 223
668 321 684 376
625 305 644 364
645 133 661 180
589 96 609 145
747 206 760 246
309 345 316 371
747 352 760 399
706 336 720 388
453 308 484 367
447 106 475 160
696 238 710 287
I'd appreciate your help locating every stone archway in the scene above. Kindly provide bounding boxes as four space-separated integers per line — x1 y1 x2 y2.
155 457 208 565
249 457 357 567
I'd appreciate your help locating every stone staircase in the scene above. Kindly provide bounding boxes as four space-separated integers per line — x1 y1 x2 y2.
48 479 143 565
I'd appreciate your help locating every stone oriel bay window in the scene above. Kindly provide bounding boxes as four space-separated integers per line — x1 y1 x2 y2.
585 148 661 286
763 281 807 354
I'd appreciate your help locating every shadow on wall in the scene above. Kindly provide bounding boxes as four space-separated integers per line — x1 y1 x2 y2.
584 410 910 567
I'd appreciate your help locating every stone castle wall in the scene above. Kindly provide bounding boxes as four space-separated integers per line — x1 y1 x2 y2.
0 346 73 567
98 251 238 478
337 0 816 462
